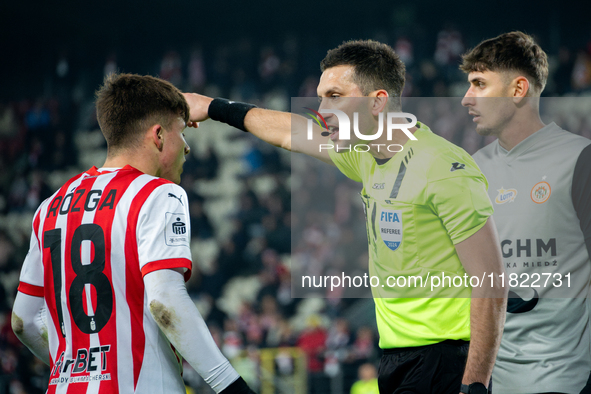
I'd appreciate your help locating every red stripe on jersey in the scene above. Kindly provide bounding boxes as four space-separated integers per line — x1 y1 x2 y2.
42 172 86 394
17 281 44 297
89 168 144 394
141 258 192 282
86 166 100 176
125 177 172 390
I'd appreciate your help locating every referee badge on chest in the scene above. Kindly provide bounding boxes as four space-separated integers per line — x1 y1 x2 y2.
379 209 402 251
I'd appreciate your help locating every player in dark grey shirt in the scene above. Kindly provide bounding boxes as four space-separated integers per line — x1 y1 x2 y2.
461 32 591 394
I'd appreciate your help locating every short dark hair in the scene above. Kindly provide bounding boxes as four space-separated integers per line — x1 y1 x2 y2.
460 31 548 94
95 73 189 153
320 40 406 101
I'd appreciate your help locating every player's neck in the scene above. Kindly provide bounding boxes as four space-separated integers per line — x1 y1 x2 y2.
497 111 546 152
103 149 159 177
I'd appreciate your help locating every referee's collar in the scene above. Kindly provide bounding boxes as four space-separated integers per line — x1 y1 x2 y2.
373 122 426 165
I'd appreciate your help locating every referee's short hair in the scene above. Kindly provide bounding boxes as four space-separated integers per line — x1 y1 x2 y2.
321 40 405 108
95 73 189 154
460 31 549 95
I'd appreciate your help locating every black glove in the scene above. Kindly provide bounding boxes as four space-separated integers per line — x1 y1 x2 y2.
220 377 256 394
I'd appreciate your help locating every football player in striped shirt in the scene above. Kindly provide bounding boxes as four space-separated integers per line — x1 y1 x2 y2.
461 32 591 394
12 73 254 394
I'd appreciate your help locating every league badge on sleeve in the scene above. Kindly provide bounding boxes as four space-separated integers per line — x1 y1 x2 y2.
379 209 402 251
165 212 189 246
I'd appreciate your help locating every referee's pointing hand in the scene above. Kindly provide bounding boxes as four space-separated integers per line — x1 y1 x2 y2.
183 92 213 127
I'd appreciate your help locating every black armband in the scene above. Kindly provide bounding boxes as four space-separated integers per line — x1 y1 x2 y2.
572 144 591 261
219 377 255 394
208 98 257 132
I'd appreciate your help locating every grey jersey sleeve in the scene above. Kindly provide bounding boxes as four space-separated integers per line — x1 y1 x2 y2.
574 144 591 394
572 144 591 260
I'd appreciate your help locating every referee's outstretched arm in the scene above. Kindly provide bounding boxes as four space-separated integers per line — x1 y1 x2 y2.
182 93 334 166
455 217 508 389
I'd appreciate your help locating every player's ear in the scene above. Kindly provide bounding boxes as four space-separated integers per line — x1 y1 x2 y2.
150 124 164 151
512 76 530 103
371 90 389 116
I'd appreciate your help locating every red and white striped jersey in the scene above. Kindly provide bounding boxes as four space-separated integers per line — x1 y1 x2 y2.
18 165 193 394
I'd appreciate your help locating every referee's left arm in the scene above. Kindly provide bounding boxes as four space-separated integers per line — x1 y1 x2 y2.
455 217 508 390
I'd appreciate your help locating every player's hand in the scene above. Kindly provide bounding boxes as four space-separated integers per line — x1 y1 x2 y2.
182 93 214 125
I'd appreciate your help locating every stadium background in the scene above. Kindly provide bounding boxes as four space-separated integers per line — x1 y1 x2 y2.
1 0 590 392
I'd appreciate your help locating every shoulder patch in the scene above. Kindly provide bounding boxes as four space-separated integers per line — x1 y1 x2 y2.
450 162 465 172
165 212 189 246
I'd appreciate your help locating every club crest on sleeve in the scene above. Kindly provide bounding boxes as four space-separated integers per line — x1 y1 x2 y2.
165 212 189 246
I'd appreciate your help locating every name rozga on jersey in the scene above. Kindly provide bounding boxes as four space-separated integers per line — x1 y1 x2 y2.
501 238 559 268
49 346 111 385
46 189 117 218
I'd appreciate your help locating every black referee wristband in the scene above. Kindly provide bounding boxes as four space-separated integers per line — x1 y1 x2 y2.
460 382 490 394
208 98 257 132
219 377 255 394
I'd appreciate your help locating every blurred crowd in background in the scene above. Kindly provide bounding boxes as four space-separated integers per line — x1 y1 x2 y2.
1 24 591 394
